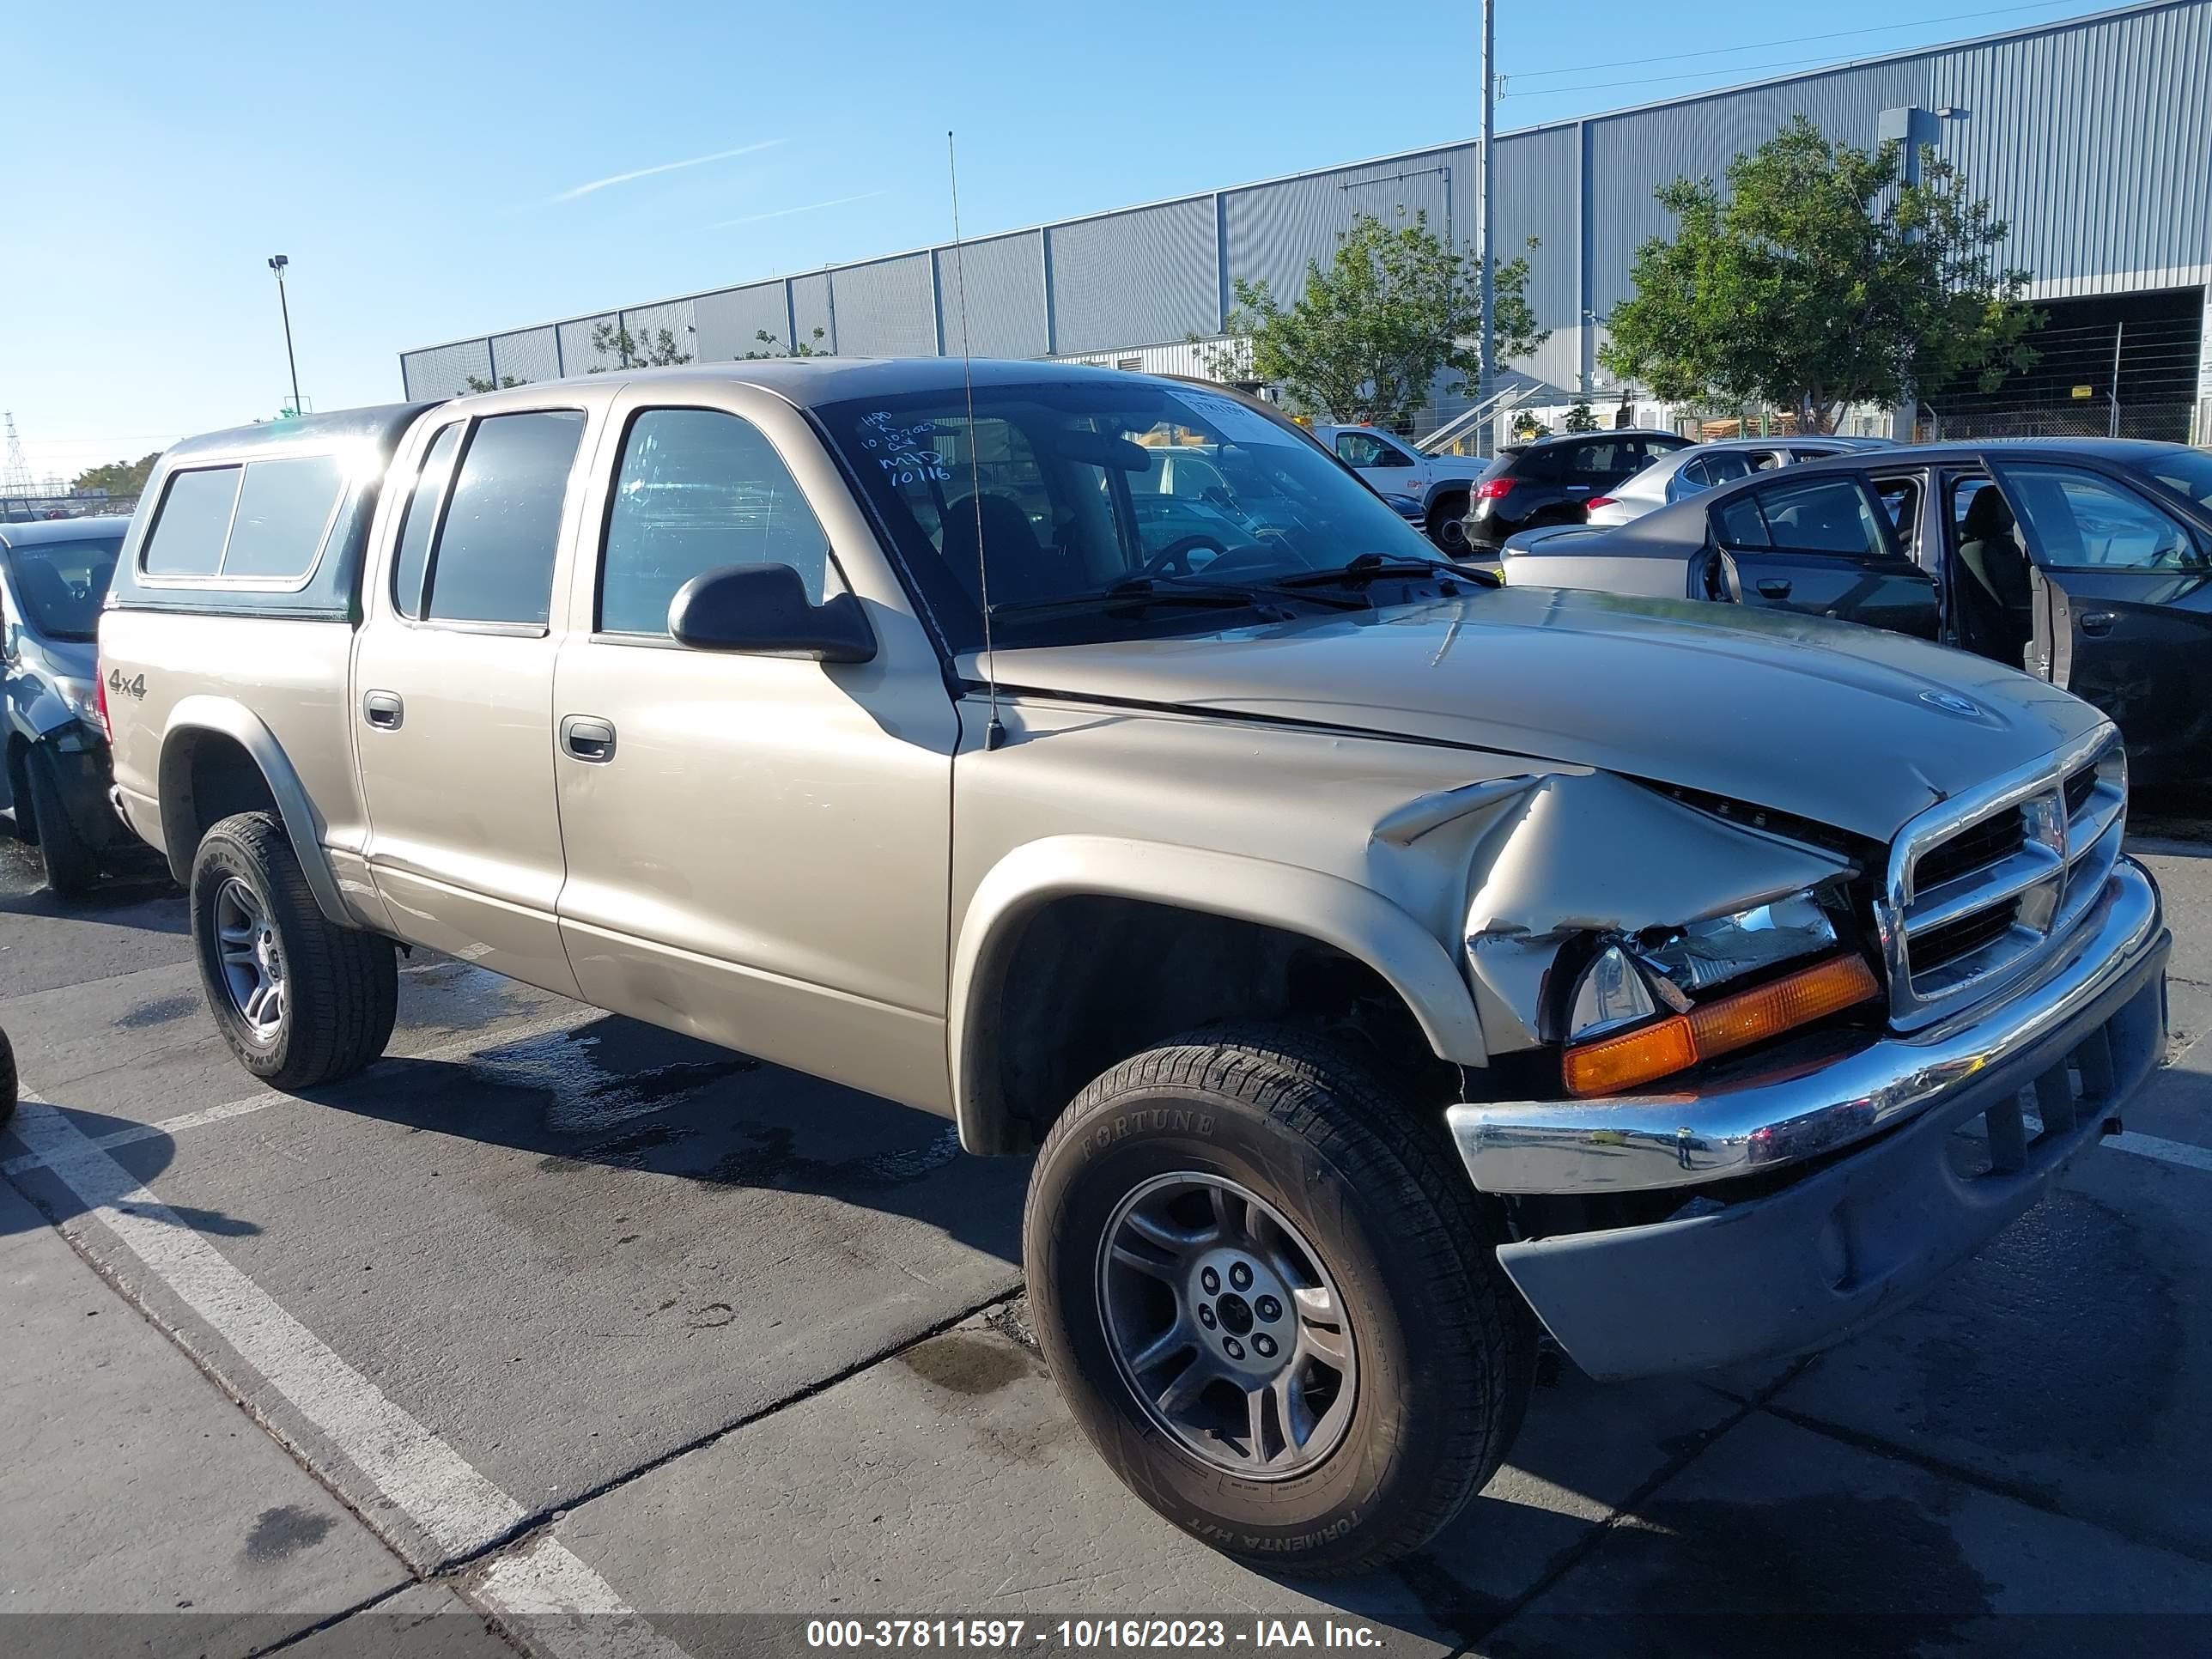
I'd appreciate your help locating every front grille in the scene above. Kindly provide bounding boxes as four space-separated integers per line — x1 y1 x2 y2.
2063 763 2099 820
1915 809 2025 890
1911 898 2021 975
1878 730 2127 1029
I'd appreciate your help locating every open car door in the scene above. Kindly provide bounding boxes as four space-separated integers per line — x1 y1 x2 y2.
1992 459 2212 789
1700 471 1940 639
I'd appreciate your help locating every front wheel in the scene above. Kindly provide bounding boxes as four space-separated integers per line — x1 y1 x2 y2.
1024 1027 1535 1576
190 812 398 1091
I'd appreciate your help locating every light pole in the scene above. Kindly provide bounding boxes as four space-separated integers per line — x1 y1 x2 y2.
1475 0 1497 458
268 255 303 418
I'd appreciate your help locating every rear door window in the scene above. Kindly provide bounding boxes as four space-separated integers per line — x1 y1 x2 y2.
1561 439 1632 485
1741 475 1891 558
412 411 586 626
143 466 242 576
1680 453 1755 494
1712 490 1771 548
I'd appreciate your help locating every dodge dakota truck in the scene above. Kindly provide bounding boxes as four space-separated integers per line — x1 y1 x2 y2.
98 361 2169 1574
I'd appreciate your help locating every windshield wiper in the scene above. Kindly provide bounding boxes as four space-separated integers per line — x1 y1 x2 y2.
990 575 1364 622
1274 551 1498 589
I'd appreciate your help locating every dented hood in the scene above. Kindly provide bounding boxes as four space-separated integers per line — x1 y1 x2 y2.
980 586 2109 843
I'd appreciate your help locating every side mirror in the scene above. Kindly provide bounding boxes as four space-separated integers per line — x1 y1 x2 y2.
667 563 876 664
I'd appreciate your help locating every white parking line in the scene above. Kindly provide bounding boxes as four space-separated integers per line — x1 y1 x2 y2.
5 1090 690 1659
2107 1131 2212 1175
0 1009 585 1177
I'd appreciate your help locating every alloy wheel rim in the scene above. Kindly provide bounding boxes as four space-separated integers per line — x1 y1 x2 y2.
1097 1170 1357 1480
212 878 287 1041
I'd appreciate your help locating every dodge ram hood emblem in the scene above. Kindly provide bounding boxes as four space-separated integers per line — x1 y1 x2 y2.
1918 689 1983 718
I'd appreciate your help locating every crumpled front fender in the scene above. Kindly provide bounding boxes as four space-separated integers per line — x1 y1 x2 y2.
1461 773 1859 1054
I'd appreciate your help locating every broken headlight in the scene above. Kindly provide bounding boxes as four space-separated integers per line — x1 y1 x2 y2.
1637 888 1838 998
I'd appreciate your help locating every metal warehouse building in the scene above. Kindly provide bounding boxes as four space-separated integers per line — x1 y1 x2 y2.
400 0 2212 443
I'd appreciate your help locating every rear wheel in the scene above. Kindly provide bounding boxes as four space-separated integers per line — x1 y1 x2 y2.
190 811 397 1090
1024 1025 1535 1576
1426 492 1471 556
25 744 100 898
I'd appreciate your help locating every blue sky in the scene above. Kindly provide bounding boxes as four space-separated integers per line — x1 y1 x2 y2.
11 0 2118 484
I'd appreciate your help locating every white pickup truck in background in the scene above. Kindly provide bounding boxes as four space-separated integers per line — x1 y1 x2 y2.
1310 424 1490 554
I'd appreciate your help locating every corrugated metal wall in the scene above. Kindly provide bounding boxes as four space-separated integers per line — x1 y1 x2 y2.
1048 196 1220 356
828 254 939 356
696 281 790 360
401 0 2212 408
1584 60 1927 315
938 232 1048 358
1223 146 1468 304
1930 0 2212 296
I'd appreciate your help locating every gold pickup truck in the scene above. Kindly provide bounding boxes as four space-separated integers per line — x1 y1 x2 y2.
97 360 2168 1573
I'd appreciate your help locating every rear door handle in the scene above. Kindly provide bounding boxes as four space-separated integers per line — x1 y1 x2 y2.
362 690 404 730
1756 579 1793 599
561 714 617 763
2078 611 2117 636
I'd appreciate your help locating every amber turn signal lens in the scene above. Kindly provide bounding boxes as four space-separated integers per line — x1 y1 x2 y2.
1561 952 1880 1098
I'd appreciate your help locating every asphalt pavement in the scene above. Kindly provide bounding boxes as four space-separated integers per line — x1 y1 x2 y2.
4 831 2211 1659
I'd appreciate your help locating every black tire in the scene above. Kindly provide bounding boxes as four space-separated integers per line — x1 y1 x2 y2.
1426 493 1471 556
189 811 397 1090
0 1026 15 1125
25 744 100 897
1025 1025 1536 1577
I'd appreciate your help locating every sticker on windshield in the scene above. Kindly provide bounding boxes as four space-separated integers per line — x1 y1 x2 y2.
1171 390 1298 448
855 410 953 486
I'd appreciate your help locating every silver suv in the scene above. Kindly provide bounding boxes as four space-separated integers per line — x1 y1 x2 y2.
97 361 2169 1574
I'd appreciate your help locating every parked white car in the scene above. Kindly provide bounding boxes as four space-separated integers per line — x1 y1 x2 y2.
1584 435 1895 526
1311 424 1490 553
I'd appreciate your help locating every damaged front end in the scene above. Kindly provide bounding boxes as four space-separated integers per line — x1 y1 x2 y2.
1421 762 2167 1381
1454 770 1884 1090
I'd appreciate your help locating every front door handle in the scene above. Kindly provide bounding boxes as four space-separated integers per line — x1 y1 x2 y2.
1756 578 1793 599
561 714 617 763
362 690 404 730
2078 611 2117 636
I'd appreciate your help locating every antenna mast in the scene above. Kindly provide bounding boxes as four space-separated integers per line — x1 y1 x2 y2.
948 129 1004 752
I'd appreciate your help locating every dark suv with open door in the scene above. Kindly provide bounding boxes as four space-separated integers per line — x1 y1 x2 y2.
1498 439 2212 796
1460 428 1694 552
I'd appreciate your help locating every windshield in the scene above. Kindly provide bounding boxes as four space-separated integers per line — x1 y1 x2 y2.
2141 449 2212 515
3 536 122 641
817 380 1443 649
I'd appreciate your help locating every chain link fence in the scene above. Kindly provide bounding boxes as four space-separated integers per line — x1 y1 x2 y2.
1918 400 2200 444
1924 313 2203 446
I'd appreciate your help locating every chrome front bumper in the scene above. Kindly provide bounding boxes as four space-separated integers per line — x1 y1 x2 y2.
1447 855 2166 1196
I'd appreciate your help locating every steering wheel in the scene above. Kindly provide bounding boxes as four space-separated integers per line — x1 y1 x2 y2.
1136 533 1233 579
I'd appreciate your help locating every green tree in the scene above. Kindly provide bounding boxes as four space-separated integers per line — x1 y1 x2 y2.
1204 212 1547 428
464 374 523 393
1599 116 2038 433
70 453 161 497
1510 410 1548 441
741 326 830 359
586 321 693 372
1561 399 1598 433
